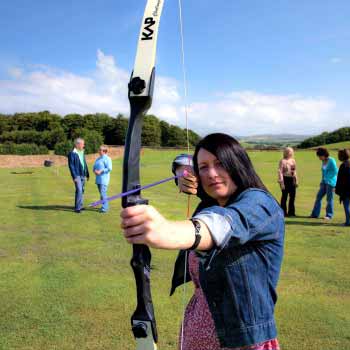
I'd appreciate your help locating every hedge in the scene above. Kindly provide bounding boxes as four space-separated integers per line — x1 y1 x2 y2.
0 143 49 155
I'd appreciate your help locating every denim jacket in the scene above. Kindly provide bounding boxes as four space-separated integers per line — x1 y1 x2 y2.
170 189 285 348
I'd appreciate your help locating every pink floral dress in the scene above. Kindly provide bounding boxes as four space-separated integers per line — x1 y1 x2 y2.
179 252 280 350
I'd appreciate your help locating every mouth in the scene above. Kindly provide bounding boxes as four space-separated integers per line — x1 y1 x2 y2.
209 182 224 188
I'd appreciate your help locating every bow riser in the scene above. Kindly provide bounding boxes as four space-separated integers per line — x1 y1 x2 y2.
122 68 155 206
122 70 158 349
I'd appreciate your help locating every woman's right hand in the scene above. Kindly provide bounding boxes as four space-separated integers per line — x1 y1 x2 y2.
176 166 198 195
279 182 285 190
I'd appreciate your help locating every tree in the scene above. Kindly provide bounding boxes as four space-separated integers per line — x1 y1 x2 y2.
34 111 61 131
45 127 67 149
61 114 85 139
83 113 113 135
0 115 11 135
167 125 187 147
112 114 129 145
71 128 104 154
0 111 203 149
54 140 74 156
142 115 161 146
188 130 201 147
160 120 171 146
299 126 350 148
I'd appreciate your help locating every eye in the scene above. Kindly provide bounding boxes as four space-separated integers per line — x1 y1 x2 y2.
215 160 224 169
198 164 208 172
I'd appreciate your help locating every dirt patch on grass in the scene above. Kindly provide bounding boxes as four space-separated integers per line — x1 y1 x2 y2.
0 146 124 168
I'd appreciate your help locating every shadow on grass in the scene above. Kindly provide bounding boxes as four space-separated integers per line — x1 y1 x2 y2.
285 218 343 227
17 205 98 212
11 171 34 175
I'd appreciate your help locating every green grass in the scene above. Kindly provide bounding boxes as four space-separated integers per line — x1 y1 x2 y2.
0 149 349 350
311 141 350 150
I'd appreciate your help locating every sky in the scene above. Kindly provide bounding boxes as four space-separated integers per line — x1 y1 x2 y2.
0 0 349 136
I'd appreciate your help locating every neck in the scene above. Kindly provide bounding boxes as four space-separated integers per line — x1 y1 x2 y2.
218 194 234 207
218 199 226 207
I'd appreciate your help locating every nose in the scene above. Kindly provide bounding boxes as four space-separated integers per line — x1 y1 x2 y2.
207 166 219 178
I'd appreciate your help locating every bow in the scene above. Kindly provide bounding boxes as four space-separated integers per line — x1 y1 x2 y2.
122 1 165 349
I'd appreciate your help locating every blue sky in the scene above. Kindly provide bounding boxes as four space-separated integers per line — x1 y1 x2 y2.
0 0 349 136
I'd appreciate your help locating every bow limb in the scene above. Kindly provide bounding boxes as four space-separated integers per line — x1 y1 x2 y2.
122 1 164 349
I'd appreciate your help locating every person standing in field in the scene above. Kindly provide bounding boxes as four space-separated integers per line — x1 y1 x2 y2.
121 133 284 350
278 147 298 217
68 138 90 213
335 149 350 226
310 147 338 220
93 145 112 213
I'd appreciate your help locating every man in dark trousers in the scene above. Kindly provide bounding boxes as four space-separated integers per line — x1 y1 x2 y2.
68 138 89 213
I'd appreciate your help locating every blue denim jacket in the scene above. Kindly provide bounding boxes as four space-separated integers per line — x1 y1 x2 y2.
171 189 284 348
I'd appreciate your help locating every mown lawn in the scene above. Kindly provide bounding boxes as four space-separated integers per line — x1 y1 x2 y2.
0 149 349 350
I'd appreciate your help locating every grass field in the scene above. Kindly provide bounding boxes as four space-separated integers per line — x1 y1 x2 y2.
313 141 350 150
0 149 349 350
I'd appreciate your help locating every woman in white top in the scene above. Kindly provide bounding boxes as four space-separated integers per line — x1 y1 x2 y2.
278 147 298 217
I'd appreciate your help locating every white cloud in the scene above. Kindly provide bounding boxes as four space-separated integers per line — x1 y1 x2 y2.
0 50 347 136
7 67 23 79
195 91 338 136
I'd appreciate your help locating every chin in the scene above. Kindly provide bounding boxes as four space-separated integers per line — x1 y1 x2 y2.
211 191 229 200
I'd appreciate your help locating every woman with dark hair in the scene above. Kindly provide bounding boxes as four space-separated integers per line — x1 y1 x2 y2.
310 147 338 220
335 149 350 226
121 133 284 350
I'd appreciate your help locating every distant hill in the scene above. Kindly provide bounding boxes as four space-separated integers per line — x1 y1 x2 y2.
239 134 310 147
299 127 350 149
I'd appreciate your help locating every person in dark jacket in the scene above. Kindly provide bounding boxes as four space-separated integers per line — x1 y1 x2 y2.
335 149 350 226
68 138 89 213
120 134 284 350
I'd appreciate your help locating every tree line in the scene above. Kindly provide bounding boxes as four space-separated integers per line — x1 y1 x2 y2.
298 127 350 149
0 111 201 155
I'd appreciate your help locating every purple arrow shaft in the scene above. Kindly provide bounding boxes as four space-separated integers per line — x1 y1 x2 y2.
89 173 184 207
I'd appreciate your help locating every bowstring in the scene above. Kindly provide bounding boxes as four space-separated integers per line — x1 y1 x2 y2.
178 0 191 349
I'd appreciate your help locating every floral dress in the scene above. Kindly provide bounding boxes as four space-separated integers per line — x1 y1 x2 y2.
179 252 280 350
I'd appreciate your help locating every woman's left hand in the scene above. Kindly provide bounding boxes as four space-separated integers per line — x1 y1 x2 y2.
120 205 171 249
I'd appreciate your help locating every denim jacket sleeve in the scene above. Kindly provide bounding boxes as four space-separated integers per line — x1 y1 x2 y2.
194 189 284 249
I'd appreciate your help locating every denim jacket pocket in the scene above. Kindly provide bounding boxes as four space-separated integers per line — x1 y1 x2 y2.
224 257 255 327
245 251 273 323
